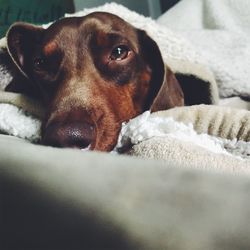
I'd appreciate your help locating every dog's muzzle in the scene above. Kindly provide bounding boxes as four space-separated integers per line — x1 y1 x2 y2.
42 120 95 150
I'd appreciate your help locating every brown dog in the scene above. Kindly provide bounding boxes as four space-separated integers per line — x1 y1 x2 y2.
6 12 184 151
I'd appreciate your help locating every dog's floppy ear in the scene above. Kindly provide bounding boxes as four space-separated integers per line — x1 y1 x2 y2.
6 22 44 78
151 67 184 112
137 30 184 112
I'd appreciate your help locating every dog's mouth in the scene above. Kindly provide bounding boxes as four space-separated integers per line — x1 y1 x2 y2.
42 121 96 150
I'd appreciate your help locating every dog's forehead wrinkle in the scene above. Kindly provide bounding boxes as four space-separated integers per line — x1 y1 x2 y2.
81 18 112 34
47 16 80 32
85 12 132 27
79 13 136 36
44 14 139 58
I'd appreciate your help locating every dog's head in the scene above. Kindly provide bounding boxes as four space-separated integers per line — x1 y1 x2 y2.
6 12 184 151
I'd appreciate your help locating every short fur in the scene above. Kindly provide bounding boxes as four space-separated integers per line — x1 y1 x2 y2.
6 12 184 151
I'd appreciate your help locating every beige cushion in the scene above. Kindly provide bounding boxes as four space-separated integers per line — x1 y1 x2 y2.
2 134 250 249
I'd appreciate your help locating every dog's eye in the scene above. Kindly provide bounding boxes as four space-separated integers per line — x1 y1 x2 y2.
110 45 130 61
34 57 46 70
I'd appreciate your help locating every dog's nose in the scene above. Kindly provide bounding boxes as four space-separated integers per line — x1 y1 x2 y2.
42 121 95 149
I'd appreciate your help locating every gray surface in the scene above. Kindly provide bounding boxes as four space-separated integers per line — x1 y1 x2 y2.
1 134 250 249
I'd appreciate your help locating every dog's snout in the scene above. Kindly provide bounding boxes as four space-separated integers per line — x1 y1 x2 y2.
42 122 95 149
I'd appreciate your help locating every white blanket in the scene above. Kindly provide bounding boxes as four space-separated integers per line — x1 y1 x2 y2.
158 0 250 98
115 110 250 159
116 106 250 174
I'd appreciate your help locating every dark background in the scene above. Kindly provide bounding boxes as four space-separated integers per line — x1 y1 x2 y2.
161 0 179 13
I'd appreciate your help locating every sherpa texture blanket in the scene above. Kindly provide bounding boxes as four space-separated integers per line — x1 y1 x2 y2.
158 0 250 99
0 3 250 174
115 105 250 174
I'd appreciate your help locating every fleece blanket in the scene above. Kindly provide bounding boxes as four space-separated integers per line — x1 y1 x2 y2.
158 0 250 99
115 106 250 174
0 3 250 173
3 135 250 250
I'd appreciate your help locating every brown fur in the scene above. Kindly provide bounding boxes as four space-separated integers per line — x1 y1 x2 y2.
6 12 184 151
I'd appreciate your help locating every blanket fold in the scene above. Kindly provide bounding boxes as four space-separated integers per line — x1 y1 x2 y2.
0 91 44 118
116 106 250 174
158 0 250 99
153 105 250 141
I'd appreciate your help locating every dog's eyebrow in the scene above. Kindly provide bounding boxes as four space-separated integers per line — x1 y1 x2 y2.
94 31 138 52
43 41 58 56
